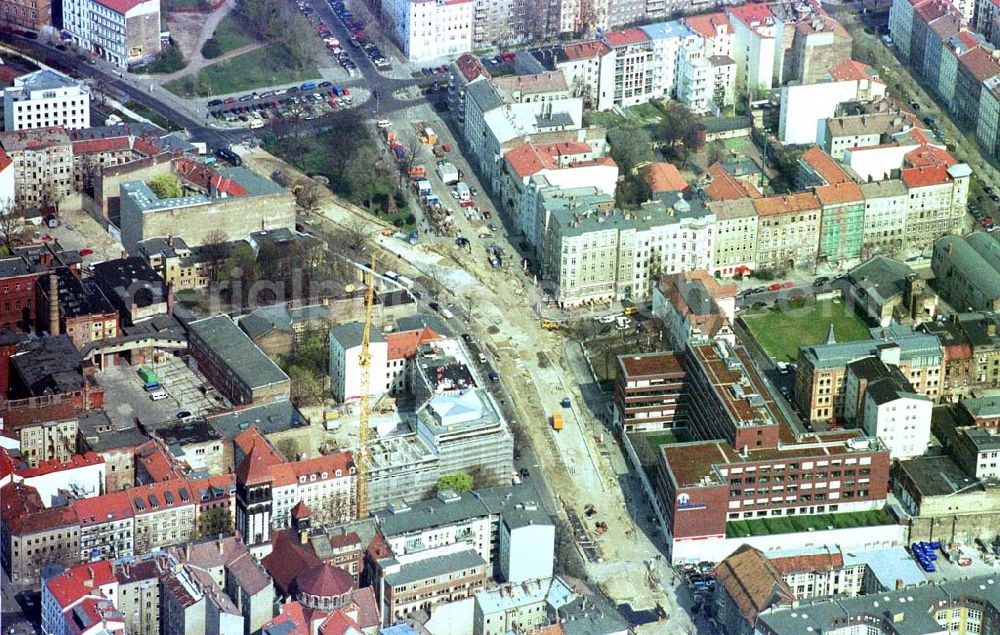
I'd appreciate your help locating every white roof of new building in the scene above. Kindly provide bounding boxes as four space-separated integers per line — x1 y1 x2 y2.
428 389 483 426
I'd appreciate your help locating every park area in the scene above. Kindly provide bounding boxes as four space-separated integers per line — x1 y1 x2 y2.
725 508 895 538
741 298 871 363
164 45 319 97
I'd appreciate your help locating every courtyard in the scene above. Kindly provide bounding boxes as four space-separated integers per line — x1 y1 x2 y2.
741 298 871 363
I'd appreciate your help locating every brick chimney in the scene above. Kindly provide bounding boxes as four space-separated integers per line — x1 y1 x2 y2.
48 273 59 336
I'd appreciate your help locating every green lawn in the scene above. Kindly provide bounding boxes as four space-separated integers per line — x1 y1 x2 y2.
165 0 207 8
122 100 183 132
726 508 894 538
642 429 690 449
584 110 627 129
203 12 257 58
742 298 871 363
627 102 662 122
164 45 318 97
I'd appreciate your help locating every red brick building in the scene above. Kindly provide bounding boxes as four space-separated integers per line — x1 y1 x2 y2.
654 340 891 558
0 257 41 332
614 352 687 433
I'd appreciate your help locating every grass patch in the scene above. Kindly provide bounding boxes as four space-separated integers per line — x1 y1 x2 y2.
164 0 207 8
164 45 317 97
628 102 662 122
742 298 871 363
584 110 627 129
121 101 183 132
725 508 894 538
131 45 186 74
264 128 414 230
642 429 690 448
202 12 257 58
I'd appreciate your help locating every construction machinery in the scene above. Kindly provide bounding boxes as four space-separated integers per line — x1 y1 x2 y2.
356 254 377 520
541 319 562 331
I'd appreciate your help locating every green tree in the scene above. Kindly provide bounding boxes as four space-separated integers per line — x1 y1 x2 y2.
607 125 654 173
197 507 233 538
706 140 728 166
240 0 282 38
437 471 474 493
296 335 327 375
147 174 182 199
288 364 324 404
201 38 223 59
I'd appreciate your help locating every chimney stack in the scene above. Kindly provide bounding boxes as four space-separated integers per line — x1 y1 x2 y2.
49 273 59 336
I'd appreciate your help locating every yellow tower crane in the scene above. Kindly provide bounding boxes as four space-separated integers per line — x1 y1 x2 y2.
356 253 377 520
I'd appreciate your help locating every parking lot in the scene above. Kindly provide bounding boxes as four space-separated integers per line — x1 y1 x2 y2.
97 356 218 428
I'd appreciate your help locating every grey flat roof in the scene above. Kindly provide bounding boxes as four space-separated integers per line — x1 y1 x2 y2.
842 547 926 589
377 483 551 537
188 316 288 390
758 574 1000 634
207 401 306 440
330 321 385 350
465 79 504 113
849 255 914 304
383 549 485 587
896 454 983 497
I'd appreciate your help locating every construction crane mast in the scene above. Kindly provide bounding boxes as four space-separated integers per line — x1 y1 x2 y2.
356 254 377 519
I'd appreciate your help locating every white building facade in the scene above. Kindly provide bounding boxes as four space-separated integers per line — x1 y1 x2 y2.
328 322 389 402
390 0 474 62
61 0 161 67
862 387 933 460
2 70 91 131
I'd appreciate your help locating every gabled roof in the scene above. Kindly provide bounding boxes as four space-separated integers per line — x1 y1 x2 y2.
715 544 794 624
93 0 150 15
235 441 277 486
561 39 612 61
685 12 730 38
799 147 851 185
904 144 957 167
644 162 689 193
603 28 650 47
752 192 821 216
960 46 1000 82
828 59 879 82
815 181 863 205
901 165 951 188
700 162 762 201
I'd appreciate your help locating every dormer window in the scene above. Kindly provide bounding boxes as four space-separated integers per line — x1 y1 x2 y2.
299 476 306 484
321 472 328 479
335 469 342 477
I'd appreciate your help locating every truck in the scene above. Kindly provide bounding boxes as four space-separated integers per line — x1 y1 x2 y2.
408 165 426 179
415 179 432 196
416 122 438 144
436 161 459 185
393 145 406 160
455 182 471 201
137 366 158 386
551 412 564 431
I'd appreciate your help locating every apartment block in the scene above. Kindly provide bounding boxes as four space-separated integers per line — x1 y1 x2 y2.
795 324 943 422
603 28 654 107
3 70 90 132
0 127 74 210
933 233 1000 312
652 269 736 350
62 0 161 67
655 339 891 562
0 481 80 585
0 0 49 31
389 0 473 62
614 352 687 433
753 193 822 272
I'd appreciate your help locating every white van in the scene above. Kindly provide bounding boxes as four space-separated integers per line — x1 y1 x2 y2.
149 389 169 401
440 308 454 319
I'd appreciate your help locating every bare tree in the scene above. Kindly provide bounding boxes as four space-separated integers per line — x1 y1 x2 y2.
294 181 324 212
0 201 23 253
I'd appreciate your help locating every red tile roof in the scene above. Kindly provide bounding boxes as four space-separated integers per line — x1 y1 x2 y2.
71 137 131 155
604 28 650 47
318 610 363 635
269 451 355 488
0 480 44 525
187 473 235 505
262 601 311 635
800 147 851 185
904 143 957 167
562 39 612 61
715 545 794 623
960 46 1000 82
296 563 353 598
685 12 730 39
504 141 595 178
769 550 844 575
728 3 774 27
93 0 149 14
128 478 194 516
752 192 821 216
263 528 323 593
236 441 277 486
815 181 864 205
828 60 878 82
644 162 689 193
73 490 133 526
901 165 951 187
386 326 443 361
17 452 103 478
700 163 762 201
455 53 488 83
292 500 311 520
0 149 14 173
136 440 185 482
46 560 116 609
0 447 14 482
